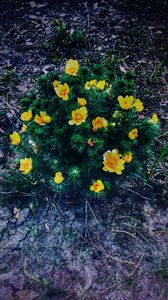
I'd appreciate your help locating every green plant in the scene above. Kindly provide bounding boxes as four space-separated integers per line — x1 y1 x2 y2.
0 70 17 86
149 143 168 194
43 19 88 53
5 59 160 202
150 144 168 175
148 61 163 84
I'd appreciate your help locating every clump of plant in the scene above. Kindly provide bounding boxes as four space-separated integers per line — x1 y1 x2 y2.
149 143 168 201
0 70 18 91
43 19 88 56
7 59 160 201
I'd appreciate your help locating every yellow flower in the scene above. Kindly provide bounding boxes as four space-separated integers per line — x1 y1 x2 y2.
21 124 28 133
128 128 138 140
65 59 79 76
19 158 32 174
150 113 159 124
123 152 133 163
90 79 97 87
9 131 21 145
77 97 87 106
34 111 51 126
117 95 134 110
53 80 59 88
111 122 116 127
84 81 90 90
97 80 106 91
133 98 144 112
90 180 104 193
55 83 70 101
84 80 97 90
92 116 109 132
103 149 125 175
112 110 122 118
54 172 64 184
21 109 32 122
69 107 88 125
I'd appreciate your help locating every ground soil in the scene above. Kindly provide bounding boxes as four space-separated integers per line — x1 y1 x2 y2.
0 1 168 299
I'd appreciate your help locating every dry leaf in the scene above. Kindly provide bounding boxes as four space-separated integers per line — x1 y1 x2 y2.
137 60 146 64
119 65 127 74
45 223 50 231
14 207 20 220
29 1 36 8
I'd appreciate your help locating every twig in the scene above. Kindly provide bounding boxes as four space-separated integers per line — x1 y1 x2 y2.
107 253 135 266
129 252 145 276
112 215 143 228
156 131 168 140
23 257 41 284
119 184 154 201
100 280 129 294
111 229 143 245
87 14 90 39
112 218 157 251
0 190 42 197
123 224 157 251
75 230 90 244
96 235 135 266
87 201 99 224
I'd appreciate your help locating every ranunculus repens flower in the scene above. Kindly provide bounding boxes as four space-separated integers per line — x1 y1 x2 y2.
54 172 64 184
19 158 33 174
9 131 21 145
90 180 104 193
65 59 79 76
69 107 88 125
92 116 108 132
103 149 125 175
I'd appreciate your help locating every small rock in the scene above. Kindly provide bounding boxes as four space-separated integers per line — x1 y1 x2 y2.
28 14 38 20
4 227 29 249
16 84 28 94
8 229 16 236
0 207 11 220
0 263 8 272
0 271 13 282
6 112 14 121
26 40 34 47
42 64 56 75
93 2 98 10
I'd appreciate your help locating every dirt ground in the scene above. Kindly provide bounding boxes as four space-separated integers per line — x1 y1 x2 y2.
0 1 168 299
